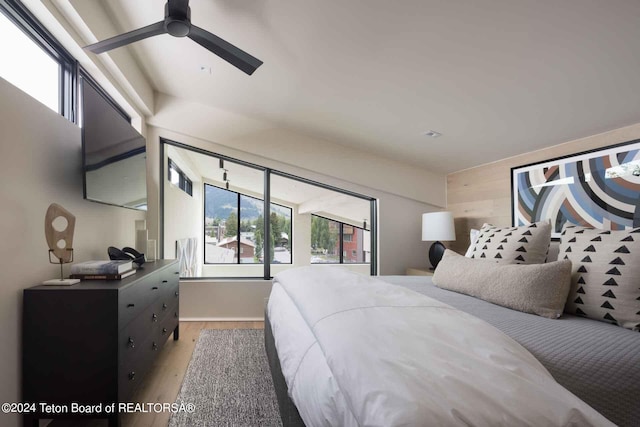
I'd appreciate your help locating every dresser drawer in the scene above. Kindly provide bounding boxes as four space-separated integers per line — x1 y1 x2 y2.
118 282 158 329
160 266 181 286
119 296 179 364
119 313 178 400
118 271 172 329
156 310 179 347
162 280 179 302
118 334 156 402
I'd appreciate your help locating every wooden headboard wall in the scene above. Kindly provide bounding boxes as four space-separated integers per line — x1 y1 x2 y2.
446 123 640 255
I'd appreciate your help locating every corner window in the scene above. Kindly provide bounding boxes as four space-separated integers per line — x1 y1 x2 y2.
161 139 377 279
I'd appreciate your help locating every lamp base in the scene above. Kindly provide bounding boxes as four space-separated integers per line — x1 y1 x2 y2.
428 241 446 269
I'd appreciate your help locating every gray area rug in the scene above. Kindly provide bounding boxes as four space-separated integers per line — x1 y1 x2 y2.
169 329 282 427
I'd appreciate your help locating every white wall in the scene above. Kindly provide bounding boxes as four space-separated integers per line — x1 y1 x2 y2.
163 146 202 270
0 78 145 427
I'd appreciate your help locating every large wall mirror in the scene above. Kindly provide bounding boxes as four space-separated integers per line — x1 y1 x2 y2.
81 74 147 210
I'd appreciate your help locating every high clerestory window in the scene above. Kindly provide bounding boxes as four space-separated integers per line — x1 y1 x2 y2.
169 158 193 196
0 0 76 119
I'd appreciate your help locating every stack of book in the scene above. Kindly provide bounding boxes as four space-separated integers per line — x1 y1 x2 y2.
70 260 136 280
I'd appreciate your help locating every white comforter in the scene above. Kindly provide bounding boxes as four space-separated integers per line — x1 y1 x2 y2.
267 266 614 427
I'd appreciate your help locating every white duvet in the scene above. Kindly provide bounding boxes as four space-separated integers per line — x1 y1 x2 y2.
267 266 614 427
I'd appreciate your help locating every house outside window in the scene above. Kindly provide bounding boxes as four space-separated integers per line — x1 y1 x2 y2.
311 215 370 264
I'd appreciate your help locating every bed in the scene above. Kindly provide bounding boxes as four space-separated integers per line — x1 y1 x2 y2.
265 268 640 427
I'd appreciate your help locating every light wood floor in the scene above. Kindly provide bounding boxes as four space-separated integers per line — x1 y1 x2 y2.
49 321 264 427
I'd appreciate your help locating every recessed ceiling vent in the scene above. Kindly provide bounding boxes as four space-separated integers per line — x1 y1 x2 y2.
423 130 442 138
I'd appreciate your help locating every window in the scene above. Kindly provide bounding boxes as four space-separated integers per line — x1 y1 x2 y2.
311 215 370 264
344 225 370 264
161 139 377 279
204 183 292 265
0 0 76 119
168 159 193 196
310 216 340 263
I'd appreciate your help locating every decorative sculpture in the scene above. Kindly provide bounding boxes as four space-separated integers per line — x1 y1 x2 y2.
43 203 80 285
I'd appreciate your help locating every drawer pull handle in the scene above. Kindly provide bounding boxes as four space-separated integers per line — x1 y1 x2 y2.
127 337 135 348
152 342 158 351
128 371 136 381
175 312 178 318
175 291 179 297
162 280 168 283
162 303 168 310
152 313 158 322
152 286 159 290
162 327 168 334
127 304 135 308
174 271 179 275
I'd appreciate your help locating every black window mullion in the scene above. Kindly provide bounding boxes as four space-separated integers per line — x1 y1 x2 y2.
202 182 206 267
64 61 78 122
236 192 241 265
264 170 271 279
370 200 377 275
339 224 344 264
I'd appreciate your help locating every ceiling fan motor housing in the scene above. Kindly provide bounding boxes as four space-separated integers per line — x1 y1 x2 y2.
164 2 191 37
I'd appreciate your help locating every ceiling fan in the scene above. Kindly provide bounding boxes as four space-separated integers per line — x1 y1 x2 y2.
84 0 263 75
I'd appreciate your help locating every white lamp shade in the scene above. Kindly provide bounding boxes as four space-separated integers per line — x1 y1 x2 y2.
422 211 456 241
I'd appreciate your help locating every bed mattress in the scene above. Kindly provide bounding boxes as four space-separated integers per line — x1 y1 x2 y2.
381 275 640 427
267 267 625 427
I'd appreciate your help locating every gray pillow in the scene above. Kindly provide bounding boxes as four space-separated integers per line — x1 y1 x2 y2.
468 221 551 264
559 224 640 331
433 250 572 319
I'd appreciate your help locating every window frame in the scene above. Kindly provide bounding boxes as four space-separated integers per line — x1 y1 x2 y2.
159 138 378 279
0 0 77 121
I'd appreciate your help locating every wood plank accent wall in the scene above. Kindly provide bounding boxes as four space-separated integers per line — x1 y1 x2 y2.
447 122 640 254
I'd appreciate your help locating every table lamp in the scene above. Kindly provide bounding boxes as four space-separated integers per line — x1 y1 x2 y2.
422 211 456 269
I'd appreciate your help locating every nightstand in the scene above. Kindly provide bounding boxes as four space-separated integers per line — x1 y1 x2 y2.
406 268 434 276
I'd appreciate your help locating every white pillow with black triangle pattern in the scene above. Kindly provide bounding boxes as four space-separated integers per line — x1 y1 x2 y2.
468 221 551 264
559 224 640 331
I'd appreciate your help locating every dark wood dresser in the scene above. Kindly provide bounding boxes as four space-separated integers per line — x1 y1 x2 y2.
22 260 179 427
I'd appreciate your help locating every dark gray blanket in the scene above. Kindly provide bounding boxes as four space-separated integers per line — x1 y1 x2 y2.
380 276 640 427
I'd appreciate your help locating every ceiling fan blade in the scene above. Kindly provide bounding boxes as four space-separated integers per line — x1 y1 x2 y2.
85 21 167 54
188 25 263 75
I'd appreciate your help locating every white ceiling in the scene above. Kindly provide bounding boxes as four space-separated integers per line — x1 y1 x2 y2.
59 0 640 174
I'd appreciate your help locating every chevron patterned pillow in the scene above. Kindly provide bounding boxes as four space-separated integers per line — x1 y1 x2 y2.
468 221 551 264
560 225 640 331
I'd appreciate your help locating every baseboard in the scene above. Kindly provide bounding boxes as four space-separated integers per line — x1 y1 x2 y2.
180 317 265 322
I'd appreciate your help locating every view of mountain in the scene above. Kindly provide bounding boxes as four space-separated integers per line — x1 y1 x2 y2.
205 185 290 220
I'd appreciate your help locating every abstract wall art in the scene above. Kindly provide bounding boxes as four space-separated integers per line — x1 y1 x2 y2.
512 139 640 238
